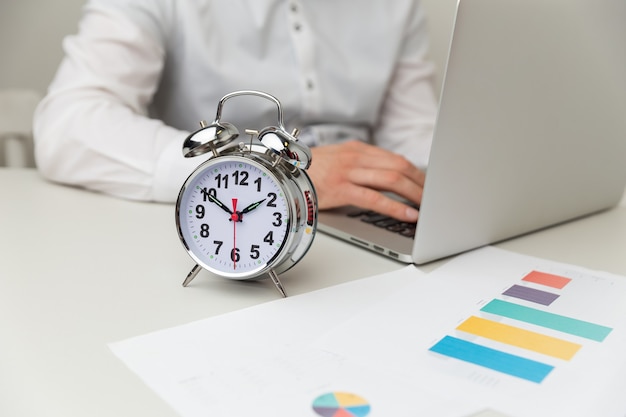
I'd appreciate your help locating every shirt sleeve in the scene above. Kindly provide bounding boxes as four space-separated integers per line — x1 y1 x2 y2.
372 1 439 171
33 3 198 202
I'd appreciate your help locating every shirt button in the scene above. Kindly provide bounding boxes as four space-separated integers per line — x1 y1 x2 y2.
293 22 302 31
306 79 314 90
290 3 298 12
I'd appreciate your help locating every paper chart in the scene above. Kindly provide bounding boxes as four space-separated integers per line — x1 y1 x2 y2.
429 267 613 383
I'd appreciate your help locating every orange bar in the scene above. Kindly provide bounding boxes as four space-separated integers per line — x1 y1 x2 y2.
522 271 571 289
457 316 581 360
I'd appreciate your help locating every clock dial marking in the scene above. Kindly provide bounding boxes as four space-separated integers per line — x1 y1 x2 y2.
179 158 292 277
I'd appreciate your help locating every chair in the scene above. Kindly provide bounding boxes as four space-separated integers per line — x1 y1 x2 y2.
0 89 42 168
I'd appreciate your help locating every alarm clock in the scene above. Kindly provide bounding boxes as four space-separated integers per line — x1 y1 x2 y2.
175 90 317 297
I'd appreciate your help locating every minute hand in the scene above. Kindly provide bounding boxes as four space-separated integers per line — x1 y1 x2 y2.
208 194 233 215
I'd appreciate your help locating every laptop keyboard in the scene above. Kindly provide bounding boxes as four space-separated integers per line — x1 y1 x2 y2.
346 209 417 238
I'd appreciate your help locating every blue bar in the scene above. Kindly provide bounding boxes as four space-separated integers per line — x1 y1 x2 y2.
429 336 554 383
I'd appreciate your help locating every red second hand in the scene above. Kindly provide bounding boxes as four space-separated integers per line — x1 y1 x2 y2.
231 198 238 270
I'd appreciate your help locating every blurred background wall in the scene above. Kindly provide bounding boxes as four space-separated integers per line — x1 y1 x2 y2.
0 0 85 93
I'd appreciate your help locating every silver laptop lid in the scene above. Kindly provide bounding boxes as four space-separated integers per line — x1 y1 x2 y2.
413 0 626 264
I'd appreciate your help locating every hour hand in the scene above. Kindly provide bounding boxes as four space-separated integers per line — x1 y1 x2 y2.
240 199 266 215
206 193 233 215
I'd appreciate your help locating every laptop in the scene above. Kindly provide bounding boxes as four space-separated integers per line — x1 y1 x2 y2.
317 0 626 264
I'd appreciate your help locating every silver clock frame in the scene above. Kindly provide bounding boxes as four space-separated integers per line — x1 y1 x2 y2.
174 91 318 297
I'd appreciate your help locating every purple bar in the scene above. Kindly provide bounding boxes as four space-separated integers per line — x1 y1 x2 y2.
502 284 559 306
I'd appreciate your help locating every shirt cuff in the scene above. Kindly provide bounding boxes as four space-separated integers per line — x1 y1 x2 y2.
299 124 371 147
152 133 203 203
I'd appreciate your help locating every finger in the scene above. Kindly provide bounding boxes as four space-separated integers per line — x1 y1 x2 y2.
338 141 426 187
347 167 424 206
337 185 420 222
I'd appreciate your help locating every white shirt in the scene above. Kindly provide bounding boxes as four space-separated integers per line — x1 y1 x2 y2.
34 0 438 202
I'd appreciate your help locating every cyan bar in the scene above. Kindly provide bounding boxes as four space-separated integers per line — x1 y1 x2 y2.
481 299 612 342
429 336 554 383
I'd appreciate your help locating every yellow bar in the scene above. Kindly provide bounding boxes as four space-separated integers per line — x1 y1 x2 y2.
457 316 581 360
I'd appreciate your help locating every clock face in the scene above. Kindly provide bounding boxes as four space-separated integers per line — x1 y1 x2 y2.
177 156 291 279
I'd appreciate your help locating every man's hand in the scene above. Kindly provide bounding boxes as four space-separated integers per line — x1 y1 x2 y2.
308 141 425 222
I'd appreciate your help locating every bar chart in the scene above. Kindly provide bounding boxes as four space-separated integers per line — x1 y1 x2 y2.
429 269 613 383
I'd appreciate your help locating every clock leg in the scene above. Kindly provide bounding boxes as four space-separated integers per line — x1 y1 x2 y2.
268 269 287 298
182 264 202 287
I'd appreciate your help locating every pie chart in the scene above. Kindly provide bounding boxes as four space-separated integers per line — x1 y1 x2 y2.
312 392 371 417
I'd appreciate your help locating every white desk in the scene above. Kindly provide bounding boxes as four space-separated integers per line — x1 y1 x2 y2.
1 168 625 417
